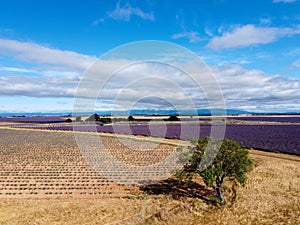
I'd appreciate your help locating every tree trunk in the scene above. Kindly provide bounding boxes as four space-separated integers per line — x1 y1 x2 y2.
215 186 224 202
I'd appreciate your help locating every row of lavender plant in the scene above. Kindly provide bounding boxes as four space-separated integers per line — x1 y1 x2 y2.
229 116 300 123
12 123 300 155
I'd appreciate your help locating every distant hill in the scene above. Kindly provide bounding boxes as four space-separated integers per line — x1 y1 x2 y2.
2 109 300 118
0 109 252 117
92 109 252 116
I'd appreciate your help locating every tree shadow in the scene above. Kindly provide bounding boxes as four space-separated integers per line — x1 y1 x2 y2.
139 178 214 202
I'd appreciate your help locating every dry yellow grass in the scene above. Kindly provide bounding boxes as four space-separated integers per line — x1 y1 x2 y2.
144 151 300 225
0 151 299 224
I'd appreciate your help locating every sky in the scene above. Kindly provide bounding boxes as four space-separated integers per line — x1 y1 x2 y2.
0 0 300 113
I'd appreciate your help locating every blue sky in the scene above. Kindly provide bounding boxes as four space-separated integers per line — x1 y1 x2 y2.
0 0 300 113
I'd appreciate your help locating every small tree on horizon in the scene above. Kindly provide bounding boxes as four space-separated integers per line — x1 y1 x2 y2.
65 118 72 123
128 115 134 121
166 115 180 121
85 113 100 122
176 137 253 203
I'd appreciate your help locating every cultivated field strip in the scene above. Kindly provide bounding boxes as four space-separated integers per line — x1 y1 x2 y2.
12 122 300 155
0 129 177 199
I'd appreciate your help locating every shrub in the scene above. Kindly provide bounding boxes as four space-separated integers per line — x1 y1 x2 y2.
65 118 72 123
166 115 180 121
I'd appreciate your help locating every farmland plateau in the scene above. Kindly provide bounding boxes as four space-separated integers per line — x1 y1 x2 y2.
0 116 299 224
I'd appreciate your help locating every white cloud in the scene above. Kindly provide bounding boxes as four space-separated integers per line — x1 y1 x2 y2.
0 66 37 74
171 31 203 43
0 74 78 98
286 48 300 56
1 58 300 112
92 18 105 26
213 64 300 111
0 38 96 72
207 24 300 50
289 58 300 70
0 38 299 112
273 0 296 3
0 38 97 101
293 59 300 67
107 2 154 22
259 18 271 25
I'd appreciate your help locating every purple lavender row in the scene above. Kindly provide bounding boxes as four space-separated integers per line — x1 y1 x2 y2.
0 116 66 123
100 124 300 155
14 123 300 155
230 116 300 123
97 124 300 155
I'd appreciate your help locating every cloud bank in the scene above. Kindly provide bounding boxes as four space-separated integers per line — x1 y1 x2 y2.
0 38 96 72
207 25 300 50
1 57 299 112
1 38 299 113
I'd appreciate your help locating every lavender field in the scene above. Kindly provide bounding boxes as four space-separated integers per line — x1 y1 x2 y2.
15 122 300 155
229 116 300 123
0 116 66 123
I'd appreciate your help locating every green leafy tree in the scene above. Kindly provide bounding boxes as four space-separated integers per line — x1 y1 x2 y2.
85 114 111 124
166 115 180 121
99 117 112 124
65 118 72 123
85 113 100 122
128 115 134 121
177 137 253 202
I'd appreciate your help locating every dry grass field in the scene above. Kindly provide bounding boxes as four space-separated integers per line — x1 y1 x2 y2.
0 127 299 224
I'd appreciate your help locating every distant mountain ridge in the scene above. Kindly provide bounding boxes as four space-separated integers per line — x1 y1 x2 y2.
0 109 251 117
127 109 252 116
1 109 300 117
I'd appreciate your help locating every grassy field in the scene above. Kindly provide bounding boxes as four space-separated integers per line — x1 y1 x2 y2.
0 128 299 224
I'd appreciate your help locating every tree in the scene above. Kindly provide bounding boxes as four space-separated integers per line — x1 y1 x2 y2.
85 113 100 122
99 117 112 124
128 115 134 121
176 137 253 203
85 114 112 124
166 115 180 121
65 118 72 123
